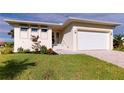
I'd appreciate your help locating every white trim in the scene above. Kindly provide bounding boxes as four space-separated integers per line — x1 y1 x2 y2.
75 26 112 32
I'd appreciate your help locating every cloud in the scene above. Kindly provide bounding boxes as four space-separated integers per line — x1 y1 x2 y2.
0 16 9 26
0 13 67 23
81 13 124 24
0 28 9 33
0 37 13 42
0 37 4 41
32 13 67 23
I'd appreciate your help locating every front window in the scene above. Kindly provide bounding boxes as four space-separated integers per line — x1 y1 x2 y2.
41 28 48 32
20 26 29 31
31 28 38 32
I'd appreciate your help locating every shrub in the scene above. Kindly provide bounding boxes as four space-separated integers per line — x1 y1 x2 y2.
17 48 31 53
0 47 13 54
40 45 47 54
47 48 58 55
23 49 30 53
113 34 124 48
6 42 14 48
17 47 24 53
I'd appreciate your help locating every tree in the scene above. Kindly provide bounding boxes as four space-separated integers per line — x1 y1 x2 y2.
8 29 14 38
113 34 124 48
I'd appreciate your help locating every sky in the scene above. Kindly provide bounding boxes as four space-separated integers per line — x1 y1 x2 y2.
0 13 124 42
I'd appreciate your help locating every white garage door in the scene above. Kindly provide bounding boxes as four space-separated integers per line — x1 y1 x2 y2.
77 31 110 50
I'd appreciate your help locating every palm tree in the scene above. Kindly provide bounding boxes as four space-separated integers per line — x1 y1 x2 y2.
8 29 14 38
113 34 124 48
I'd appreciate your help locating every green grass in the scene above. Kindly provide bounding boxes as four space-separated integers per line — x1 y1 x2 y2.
0 54 124 80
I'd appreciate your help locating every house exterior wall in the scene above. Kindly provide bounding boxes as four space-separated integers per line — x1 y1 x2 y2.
61 25 74 50
14 26 52 52
13 22 114 52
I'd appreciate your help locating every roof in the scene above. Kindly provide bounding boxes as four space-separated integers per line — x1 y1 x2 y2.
4 19 62 26
4 17 120 28
65 17 120 26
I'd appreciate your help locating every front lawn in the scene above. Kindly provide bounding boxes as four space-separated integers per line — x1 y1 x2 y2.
0 54 124 80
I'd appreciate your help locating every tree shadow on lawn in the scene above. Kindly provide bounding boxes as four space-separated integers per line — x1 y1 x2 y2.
0 59 36 80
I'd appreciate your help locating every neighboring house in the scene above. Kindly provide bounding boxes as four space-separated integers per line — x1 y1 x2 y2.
0 40 5 47
5 17 120 52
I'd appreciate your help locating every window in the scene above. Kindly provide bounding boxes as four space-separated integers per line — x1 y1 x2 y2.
20 26 29 31
31 28 38 32
41 28 48 32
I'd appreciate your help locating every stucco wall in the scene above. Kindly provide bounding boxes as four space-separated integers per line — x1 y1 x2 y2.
14 26 52 52
61 25 73 50
14 22 114 52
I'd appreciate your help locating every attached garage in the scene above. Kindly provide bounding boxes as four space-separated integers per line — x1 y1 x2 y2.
67 17 120 51
77 31 110 50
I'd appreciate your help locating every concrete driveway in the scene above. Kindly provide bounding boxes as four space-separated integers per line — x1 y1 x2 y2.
80 50 124 68
55 49 124 68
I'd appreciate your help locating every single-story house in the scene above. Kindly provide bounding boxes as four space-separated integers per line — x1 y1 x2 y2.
5 17 120 52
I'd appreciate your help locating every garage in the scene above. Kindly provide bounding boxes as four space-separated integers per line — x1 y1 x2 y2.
77 31 110 50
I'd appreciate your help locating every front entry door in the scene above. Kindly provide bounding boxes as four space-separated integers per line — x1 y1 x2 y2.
52 32 60 46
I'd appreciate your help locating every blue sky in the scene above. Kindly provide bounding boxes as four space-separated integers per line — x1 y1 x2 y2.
0 13 124 42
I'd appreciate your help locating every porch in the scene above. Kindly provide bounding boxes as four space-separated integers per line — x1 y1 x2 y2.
52 30 67 50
